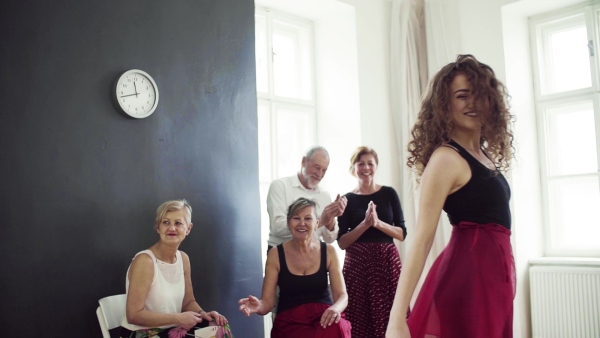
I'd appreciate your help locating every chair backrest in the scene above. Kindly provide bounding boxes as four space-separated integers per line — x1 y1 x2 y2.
97 294 127 338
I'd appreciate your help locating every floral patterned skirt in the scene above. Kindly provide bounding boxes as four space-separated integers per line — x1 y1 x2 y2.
119 321 209 338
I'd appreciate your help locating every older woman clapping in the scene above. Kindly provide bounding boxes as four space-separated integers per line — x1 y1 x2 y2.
239 197 352 338
337 146 408 337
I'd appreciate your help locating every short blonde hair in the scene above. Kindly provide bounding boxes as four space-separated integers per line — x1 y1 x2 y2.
154 199 192 230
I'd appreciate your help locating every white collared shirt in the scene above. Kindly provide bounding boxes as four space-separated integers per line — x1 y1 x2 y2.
266 175 338 247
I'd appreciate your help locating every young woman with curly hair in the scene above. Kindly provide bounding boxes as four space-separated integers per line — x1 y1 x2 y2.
386 54 516 338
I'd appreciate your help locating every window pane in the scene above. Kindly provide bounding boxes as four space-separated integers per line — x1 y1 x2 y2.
548 175 600 251
536 13 591 95
545 100 598 176
257 102 272 183
272 19 313 100
275 106 313 176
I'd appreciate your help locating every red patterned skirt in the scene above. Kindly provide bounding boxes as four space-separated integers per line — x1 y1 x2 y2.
343 242 404 338
408 222 516 338
271 302 352 338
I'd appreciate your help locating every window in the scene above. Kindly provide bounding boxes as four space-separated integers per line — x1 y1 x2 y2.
255 7 317 261
530 2 600 256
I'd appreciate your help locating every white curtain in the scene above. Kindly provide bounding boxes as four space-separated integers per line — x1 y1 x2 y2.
390 0 461 305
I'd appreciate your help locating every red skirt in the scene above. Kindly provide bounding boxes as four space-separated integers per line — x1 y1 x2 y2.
343 242 405 337
271 302 352 338
407 222 516 338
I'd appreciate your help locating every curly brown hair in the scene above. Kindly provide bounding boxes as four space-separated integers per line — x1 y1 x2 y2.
407 54 515 177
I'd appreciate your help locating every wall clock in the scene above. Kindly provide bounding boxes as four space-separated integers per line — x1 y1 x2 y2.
115 69 159 118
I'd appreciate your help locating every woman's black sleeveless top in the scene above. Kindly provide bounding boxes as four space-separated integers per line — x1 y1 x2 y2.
442 140 511 229
276 241 332 314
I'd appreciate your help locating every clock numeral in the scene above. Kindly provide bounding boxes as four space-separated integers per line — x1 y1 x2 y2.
122 84 127 88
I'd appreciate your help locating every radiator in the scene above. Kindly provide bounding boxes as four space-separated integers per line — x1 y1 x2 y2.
530 264 600 338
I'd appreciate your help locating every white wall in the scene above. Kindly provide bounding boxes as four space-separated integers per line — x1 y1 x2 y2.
338 0 401 192
313 2 362 197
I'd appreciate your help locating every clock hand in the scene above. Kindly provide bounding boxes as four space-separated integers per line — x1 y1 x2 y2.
134 81 139 98
120 93 138 98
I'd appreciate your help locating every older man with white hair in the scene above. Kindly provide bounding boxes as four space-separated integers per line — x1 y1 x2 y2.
266 146 347 252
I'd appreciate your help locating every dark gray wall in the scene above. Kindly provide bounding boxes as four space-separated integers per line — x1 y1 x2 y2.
0 0 263 336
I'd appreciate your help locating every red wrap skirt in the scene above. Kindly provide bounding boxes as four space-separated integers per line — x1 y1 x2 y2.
408 222 516 338
271 302 352 338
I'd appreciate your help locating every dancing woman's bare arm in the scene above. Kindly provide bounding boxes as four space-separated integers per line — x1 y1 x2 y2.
386 147 469 337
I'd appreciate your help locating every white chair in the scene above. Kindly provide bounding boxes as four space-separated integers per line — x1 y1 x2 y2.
97 294 127 338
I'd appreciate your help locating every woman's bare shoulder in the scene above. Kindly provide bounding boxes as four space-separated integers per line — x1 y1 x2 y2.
179 250 189 260
428 145 465 169
266 245 280 264
325 243 337 256
424 144 471 193
131 251 154 265
129 252 155 278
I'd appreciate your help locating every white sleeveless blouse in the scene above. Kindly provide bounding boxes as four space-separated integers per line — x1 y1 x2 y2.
121 250 185 330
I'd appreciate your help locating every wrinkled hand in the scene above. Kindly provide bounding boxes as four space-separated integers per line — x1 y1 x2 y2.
386 319 411 338
336 194 348 214
177 311 202 330
320 194 347 228
238 295 260 317
202 310 228 326
320 307 342 328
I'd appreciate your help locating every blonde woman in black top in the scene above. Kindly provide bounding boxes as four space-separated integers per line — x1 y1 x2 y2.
239 197 351 337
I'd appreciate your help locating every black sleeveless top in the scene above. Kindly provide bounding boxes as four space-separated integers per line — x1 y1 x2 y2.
443 140 511 229
276 242 332 314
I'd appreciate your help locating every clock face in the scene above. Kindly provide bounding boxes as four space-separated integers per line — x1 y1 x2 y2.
115 69 159 118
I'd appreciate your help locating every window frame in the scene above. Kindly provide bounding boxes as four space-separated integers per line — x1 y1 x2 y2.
255 6 319 262
255 7 317 107
529 2 600 257
255 6 318 183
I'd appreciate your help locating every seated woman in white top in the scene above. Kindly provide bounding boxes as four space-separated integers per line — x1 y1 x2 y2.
120 199 228 338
